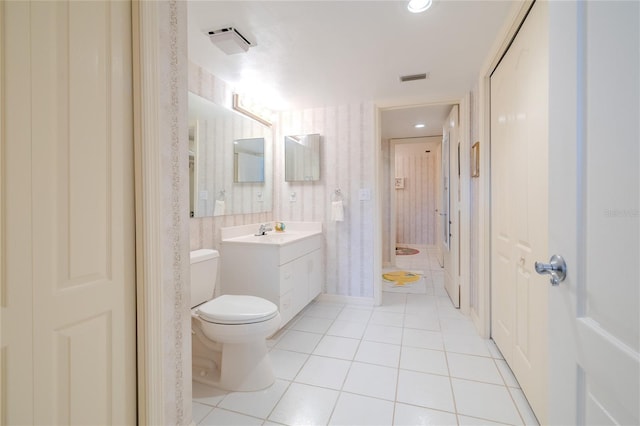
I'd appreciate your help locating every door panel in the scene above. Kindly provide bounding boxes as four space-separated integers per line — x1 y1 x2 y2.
1 1 136 424
548 1 639 424
1 1 35 421
491 1 548 423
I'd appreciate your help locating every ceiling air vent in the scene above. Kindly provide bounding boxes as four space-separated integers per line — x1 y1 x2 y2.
207 27 253 55
400 72 429 82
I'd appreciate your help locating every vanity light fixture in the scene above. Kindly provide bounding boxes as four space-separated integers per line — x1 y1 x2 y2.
232 93 273 127
407 0 433 13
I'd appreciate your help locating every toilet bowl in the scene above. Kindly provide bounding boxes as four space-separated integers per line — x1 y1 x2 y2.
190 249 281 391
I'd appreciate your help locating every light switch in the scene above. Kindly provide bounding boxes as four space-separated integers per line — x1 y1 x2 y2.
359 188 371 201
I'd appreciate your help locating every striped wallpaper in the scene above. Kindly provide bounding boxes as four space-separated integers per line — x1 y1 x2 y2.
275 105 376 298
188 61 377 298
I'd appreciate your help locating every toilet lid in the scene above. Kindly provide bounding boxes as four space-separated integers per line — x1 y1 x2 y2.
196 295 279 325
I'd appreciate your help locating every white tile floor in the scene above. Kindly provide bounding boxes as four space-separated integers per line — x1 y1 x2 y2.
192 246 540 426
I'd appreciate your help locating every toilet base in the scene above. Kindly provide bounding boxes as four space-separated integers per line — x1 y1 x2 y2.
192 327 276 392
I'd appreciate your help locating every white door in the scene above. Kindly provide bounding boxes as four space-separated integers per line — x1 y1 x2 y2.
435 141 444 267
1 1 137 423
392 138 439 257
443 105 460 307
490 2 549 422
547 1 639 424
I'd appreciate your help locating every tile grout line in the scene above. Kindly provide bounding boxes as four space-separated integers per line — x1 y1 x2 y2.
325 301 369 425
266 300 347 425
390 289 409 425
442 317 462 426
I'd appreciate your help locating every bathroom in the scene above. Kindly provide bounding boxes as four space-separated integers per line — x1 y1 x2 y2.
3 0 636 424
186 1 535 425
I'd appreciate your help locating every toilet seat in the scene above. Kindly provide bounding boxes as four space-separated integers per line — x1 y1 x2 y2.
196 294 278 325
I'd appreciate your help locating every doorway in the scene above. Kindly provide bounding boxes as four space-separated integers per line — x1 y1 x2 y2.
384 137 441 295
378 104 453 300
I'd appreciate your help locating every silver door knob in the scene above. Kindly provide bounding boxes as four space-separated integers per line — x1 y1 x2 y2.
535 255 567 286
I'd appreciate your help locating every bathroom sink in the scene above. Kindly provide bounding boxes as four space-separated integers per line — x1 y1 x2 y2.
220 223 324 329
222 231 319 246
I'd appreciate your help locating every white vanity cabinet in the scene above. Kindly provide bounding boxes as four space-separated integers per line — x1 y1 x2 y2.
219 233 324 327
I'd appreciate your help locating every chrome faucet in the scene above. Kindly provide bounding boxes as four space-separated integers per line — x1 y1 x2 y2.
255 223 273 236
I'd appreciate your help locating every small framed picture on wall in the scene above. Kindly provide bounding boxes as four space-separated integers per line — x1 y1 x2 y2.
471 142 480 178
395 177 405 189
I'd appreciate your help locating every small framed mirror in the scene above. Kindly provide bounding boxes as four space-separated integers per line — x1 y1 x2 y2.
284 133 321 182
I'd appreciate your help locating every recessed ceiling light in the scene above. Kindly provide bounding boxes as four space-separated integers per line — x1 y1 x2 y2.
408 0 433 14
415 124 426 128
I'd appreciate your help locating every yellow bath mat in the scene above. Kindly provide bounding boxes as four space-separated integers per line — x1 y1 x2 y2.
382 271 421 286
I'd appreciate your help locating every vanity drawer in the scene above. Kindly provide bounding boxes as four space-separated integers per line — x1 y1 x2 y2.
279 234 323 265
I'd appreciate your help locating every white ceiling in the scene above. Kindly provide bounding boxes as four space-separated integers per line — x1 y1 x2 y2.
187 1 516 139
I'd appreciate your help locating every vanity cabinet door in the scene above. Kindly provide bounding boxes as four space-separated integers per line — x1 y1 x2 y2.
292 256 310 315
307 249 323 301
280 262 294 296
278 263 295 325
279 291 294 326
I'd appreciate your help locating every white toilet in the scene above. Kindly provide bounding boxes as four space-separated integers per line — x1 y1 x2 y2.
190 249 281 391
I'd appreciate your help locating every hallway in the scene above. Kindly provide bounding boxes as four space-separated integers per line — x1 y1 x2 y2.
192 250 538 425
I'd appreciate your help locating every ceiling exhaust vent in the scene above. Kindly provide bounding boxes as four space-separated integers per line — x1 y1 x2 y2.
400 72 429 82
207 27 253 55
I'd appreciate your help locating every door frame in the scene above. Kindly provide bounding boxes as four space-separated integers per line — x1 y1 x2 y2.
374 101 468 312
133 1 191 424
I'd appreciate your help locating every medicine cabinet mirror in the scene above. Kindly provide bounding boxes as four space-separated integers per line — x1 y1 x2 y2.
284 133 321 182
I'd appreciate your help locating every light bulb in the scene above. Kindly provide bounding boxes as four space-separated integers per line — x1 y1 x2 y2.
408 0 433 14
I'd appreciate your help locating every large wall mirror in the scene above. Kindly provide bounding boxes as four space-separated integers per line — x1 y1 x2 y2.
189 92 272 217
284 133 321 182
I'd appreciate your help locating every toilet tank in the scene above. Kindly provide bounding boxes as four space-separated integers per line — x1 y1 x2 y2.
190 249 219 308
